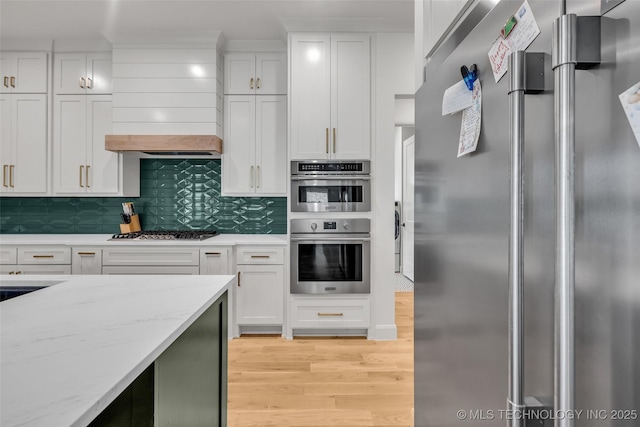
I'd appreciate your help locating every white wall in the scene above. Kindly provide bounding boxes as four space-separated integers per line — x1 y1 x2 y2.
371 32 414 340
414 0 467 90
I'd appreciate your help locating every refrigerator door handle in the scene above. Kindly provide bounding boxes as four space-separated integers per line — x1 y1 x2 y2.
507 50 526 427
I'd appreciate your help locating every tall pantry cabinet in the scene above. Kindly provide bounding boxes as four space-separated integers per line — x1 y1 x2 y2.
0 52 48 195
222 52 287 196
53 52 122 195
289 34 371 160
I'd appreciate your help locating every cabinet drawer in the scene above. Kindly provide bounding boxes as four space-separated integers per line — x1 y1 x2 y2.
102 248 200 266
0 247 17 264
18 247 71 264
6 264 72 275
290 298 370 328
200 248 230 275
102 266 200 275
236 247 284 265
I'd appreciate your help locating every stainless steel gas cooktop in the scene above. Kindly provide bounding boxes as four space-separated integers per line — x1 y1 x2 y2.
110 230 218 241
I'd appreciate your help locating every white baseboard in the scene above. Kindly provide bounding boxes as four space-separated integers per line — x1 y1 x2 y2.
368 324 398 340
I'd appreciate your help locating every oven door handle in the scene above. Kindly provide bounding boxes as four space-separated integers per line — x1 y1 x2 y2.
290 176 370 181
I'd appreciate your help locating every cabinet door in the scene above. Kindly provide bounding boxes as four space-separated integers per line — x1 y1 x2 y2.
199 249 230 275
87 95 118 194
54 95 87 193
72 248 102 275
54 53 87 94
255 96 286 195
0 95 11 193
224 53 255 95
290 34 331 160
0 246 17 264
86 52 112 94
12 94 47 193
12 52 48 93
222 96 256 195
236 264 284 325
331 34 371 160
255 53 287 95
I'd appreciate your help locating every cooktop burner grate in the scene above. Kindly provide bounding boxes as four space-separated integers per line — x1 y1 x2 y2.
110 230 219 241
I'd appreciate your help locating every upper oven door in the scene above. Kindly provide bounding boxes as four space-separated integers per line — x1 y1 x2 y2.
291 177 371 212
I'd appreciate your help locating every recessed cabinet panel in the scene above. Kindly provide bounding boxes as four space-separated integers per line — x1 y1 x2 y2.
13 95 47 193
199 249 230 275
55 52 112 95
87 96 118 194
72 248 102 275
255 53 287 95
18 246 71 264
222 96 255 195
102 248 200 266
290 35 331 159
224 54 255 95
0 247 17 264
236 264 284 325
331 35 371 159
255 96 287 195
1 52 47 94
54 95 87 193
87 53 113 94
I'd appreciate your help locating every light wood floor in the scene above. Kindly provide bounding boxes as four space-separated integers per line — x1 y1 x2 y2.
227 292 414 427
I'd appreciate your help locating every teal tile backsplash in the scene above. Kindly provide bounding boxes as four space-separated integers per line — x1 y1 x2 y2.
0 159 287 234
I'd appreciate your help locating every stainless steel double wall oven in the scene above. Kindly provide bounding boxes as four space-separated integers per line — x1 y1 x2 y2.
290 160 371 295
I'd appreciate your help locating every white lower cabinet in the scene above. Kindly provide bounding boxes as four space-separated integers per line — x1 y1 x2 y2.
101 247 201 275
1 245 71 274
102 266 200 275
290 297 370 329
235 246 285 332
199 248 231 275
236 264 284 325
72 248 102 275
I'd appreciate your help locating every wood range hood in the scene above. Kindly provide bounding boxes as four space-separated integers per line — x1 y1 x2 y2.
105 135 223 155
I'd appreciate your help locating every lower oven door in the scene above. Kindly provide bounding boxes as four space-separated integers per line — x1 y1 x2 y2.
291 237 370 294
291 177 371 212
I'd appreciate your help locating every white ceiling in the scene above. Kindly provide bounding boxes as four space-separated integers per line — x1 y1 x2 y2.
0 0 414 47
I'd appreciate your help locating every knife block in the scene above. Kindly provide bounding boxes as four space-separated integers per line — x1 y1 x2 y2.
119 214 141 234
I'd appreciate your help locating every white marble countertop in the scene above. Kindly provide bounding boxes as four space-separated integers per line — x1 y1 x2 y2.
0 233 288 246
0 274 235 427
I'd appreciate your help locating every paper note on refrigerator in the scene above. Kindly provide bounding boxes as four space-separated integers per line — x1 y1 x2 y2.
442 80 474 115
488 0 541 83
458 80 482 157
618 81 640 147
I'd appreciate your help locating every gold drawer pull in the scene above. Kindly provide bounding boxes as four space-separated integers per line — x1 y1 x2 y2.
317 312 344 317
3 76 8 88
3 165 7 187
10 76 15 88
32 255 54 258
237 271 241 287
250 255 270 259
205 252 221 256
9 165 14 187
77 252 96 256
9 271 15 275
15 271 22 275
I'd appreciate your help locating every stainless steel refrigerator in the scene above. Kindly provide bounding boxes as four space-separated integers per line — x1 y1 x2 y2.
415 1 640 426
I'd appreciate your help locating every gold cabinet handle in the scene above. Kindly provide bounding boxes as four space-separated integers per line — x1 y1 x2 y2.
256 77 261 89
9 271 15 275
79 77 85 89
250 255 270 259
250 165 254 188
237 271 241 286
317 313 344 317
205 252 221 256
15 271 22 275
256 165 260 188
87 77 93 89
3 77 8 88
325 128 329 154
79 165 84 187
250 77 254 90
86 165 90 188
77 252 96 256
33 255 55 259
10 76 15 88
2 165 7 187
333 128 336 153
9 165 14 187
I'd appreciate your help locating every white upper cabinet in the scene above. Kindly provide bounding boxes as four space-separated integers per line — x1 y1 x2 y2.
224 53 286 95
0 94 47 194
222 95 286 196
290 34 370 160
54 52 112 95
0 52 48 94
53 95 121 195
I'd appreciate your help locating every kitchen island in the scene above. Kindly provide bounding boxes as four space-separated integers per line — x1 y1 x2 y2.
0 274 234 427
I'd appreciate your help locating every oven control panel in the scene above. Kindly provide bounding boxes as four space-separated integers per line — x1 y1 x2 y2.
290 219 370 234
291 160 370 175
